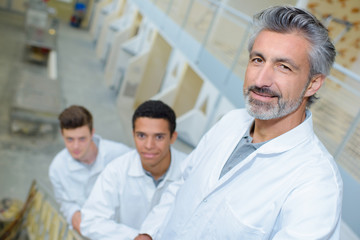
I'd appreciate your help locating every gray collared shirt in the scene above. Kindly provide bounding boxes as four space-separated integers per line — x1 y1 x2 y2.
219 125 266 179
144 170 167 187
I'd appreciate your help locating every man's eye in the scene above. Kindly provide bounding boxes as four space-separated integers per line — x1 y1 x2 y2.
251 57 262 63
155 135 164 140
136 133 145 138
280 64 291 71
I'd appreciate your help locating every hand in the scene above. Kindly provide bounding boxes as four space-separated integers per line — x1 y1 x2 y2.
71 211 81 234
134 234 152 240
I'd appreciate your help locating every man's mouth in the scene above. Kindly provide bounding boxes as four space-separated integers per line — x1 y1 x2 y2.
142 152 158 159
248 86 280 99
252 90 277 98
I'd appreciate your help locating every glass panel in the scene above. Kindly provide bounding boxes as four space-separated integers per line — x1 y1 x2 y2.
312 67 360 182
183 0 217 43
155 0 172 13
338 122 360 182
226 0 297 16
204 7 251 70
232 32 250 79
167 0 193 26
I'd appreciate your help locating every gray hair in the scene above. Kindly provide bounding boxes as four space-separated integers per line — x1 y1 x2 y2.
248 6 336 107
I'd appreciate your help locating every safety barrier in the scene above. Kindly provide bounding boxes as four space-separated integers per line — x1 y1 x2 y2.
0 181 83 240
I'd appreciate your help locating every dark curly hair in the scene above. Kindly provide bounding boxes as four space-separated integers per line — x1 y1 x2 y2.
132 100 176 136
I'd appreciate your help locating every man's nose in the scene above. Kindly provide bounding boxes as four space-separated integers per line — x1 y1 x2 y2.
145 138 155 149
73 140 80 148
255 64 274 87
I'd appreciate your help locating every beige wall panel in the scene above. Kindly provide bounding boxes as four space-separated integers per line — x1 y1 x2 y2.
117 52 150 106
133 32 172 108
104 13 142 86
173 64 204 117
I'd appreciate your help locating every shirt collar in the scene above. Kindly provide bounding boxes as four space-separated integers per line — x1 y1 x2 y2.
242 123 266 150
127 150 146 177
144 170 167 187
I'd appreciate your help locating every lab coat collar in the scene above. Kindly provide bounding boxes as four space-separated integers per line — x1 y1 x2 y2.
127 151 146 177
256 110 314 154
213 110 315 196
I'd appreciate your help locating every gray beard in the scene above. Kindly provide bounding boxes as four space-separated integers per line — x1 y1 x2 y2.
244 93 304 120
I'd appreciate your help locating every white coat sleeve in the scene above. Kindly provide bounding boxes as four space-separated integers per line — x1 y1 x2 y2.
80 166 138 240
49 167 81 224
139 114 227 238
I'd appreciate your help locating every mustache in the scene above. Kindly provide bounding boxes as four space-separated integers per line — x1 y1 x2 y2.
247 86 281 98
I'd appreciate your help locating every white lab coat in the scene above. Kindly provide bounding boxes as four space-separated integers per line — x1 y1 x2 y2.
49 134 131 224
80 147 187 240
140 109 343 240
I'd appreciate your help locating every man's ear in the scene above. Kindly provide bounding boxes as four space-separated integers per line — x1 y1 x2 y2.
304 74 326 98
170 131 178 144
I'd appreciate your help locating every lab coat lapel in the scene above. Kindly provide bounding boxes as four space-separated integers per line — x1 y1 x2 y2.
204 123 250 196
212 110 314 195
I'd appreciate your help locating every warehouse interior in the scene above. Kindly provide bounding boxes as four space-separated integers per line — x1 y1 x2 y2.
0 0 359 239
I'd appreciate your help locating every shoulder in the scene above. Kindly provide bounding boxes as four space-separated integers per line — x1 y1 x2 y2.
104 149 139 170
295 137 342 191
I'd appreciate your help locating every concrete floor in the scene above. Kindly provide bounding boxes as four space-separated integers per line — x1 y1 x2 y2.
0 10 134 202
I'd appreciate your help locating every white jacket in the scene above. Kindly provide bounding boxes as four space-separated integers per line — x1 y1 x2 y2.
49 135 131 224
141 109 343 240
80 147 187 240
